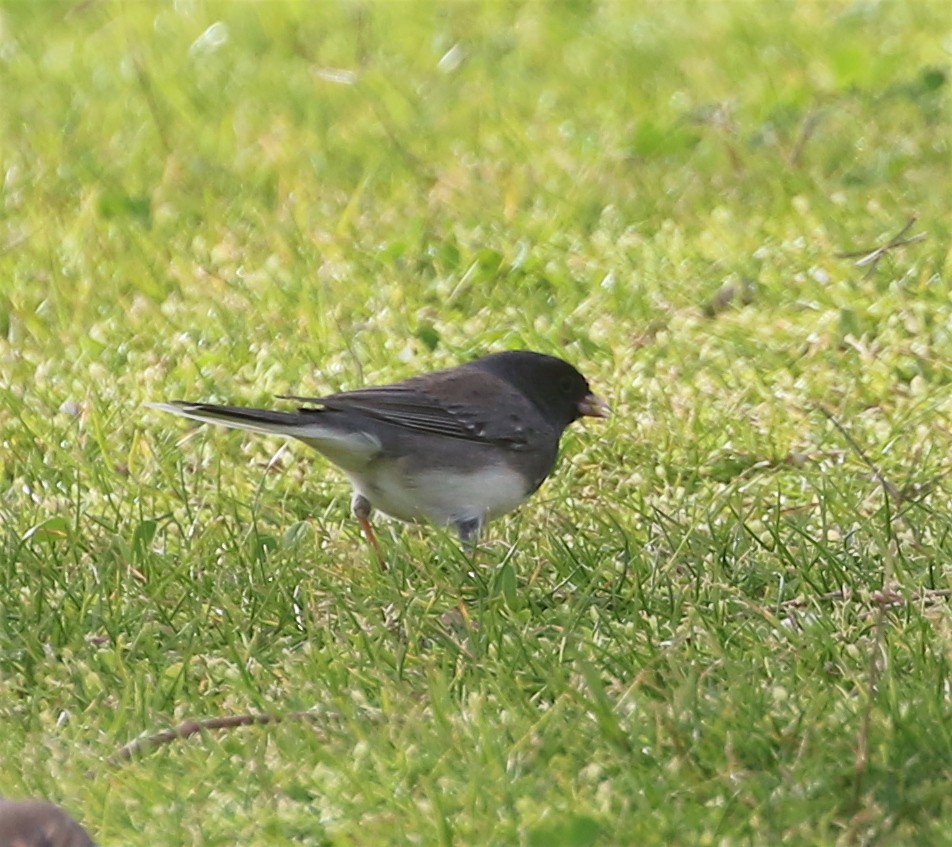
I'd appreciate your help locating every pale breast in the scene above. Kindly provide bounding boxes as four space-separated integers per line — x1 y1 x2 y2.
348 461 531 526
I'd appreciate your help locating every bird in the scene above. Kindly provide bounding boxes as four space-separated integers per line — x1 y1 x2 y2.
149 350 608 554
0 799 96 847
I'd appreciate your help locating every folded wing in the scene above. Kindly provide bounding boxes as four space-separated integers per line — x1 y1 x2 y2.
281 368 547 449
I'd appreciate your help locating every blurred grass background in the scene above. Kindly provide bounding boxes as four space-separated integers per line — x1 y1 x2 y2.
1 1 950 844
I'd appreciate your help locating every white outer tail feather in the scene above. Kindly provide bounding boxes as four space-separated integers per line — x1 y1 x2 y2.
146 401 382 468
145 402 310 438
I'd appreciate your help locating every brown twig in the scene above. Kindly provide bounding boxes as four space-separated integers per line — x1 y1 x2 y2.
776 586 952 611
105 710 324 768
836 215 927 274
868 587 952 607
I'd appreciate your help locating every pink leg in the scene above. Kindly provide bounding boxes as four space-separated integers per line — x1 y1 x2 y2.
353 494 386 570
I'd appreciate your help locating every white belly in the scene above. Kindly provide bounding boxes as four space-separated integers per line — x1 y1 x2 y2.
348 462 529 526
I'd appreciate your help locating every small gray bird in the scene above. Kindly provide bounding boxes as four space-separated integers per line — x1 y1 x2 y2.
0 799 96 847
150 350 608 548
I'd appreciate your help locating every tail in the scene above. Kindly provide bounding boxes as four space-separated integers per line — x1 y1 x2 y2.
146 401 316 438
148 401 382 467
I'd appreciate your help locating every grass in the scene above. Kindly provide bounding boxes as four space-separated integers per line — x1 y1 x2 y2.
1 0 950 844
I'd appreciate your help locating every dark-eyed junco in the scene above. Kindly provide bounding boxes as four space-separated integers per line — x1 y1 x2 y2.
150 350 608 547
0 799 96 847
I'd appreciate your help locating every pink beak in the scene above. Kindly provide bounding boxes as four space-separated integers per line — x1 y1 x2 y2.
578 393 610 418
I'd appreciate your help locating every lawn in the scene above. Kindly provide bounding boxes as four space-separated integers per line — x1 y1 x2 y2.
1 1 950 844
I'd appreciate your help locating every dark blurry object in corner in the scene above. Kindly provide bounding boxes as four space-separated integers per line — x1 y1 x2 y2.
0 799 96 847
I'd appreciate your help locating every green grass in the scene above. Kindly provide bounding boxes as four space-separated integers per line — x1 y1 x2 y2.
1 0 950 844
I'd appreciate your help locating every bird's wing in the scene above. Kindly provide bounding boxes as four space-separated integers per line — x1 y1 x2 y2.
280 369 547 448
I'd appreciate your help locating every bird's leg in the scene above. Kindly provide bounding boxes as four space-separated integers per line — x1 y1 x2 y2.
352 493 386 570
453 516 483 625
455 516 483 547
